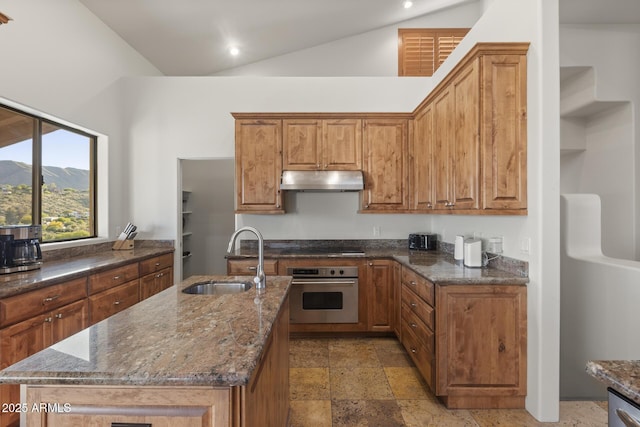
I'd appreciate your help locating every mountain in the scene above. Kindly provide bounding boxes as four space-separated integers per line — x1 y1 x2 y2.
0 160 89 191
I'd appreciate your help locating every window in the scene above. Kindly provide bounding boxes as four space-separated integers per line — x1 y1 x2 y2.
398 28 470 77
0 104 97 243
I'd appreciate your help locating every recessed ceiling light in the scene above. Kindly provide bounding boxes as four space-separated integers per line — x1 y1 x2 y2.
229 47 240 56
403 0 413 8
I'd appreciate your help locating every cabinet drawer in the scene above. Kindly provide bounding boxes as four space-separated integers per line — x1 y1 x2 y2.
401 283 434 330
401 316 435 392
401 303 434 354
89 263 139 295
227 259 278 276
0 277 88 327
139 253 173 276
401 267 434 306
89 280 139 324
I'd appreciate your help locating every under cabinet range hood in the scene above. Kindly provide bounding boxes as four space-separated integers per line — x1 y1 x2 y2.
280 170 364 191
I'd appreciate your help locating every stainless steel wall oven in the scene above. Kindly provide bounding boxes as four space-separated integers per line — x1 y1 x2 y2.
288 266 358 324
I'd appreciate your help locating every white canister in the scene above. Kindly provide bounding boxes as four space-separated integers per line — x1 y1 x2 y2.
454 235 464 261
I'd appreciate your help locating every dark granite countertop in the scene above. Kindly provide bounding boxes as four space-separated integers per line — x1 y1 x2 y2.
587 360 640 405
0 275 291 387
228 239 528 286
0 242 174 299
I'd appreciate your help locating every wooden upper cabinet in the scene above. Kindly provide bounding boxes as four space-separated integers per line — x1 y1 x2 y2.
451 58 480 210
481 54 527 210
283 118 362 170
235 119 284 213
411 104 434 210
361 119 408 211
432 86 454 210
283 119 322 170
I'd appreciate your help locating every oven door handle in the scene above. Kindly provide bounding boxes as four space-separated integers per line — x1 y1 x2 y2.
291 279 357 286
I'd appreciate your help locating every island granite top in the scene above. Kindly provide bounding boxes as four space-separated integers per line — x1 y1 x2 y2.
0 275 291 388
586 360 640 405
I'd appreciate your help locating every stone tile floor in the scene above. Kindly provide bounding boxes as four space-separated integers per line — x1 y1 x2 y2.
289 337 608 427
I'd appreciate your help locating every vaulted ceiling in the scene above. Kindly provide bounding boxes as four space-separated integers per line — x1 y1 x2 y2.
75 0 640 76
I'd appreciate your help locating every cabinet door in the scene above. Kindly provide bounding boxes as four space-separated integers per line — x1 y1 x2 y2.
140 267 173 300
411 104 434 210
432 87 454 209
50 299 89 344
436 284 527 408
362 119 408 211
481 54 527 210
89 280 140 325
0 314 48 427
367 259 395 332
235 119 284 213
27 386 231 427
452 59 480 210
283 119 322 170
323 119 362 170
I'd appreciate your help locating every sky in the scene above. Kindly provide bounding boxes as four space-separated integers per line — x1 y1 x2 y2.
0 129 90 170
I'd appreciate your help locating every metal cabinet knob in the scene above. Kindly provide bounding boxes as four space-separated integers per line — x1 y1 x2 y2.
44 317 53 323
114 301 121 306
410 302 417 308
55 313 63 319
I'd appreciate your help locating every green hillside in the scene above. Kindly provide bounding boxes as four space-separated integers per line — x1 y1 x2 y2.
0 184 91 241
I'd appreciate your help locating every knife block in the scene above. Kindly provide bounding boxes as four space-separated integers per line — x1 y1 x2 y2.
112 240 134 250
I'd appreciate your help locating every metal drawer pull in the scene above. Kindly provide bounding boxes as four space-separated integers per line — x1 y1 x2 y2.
410 281 416 286
155 262 161 266
114 301 121 305
44 317 53 323
291 280 356 286
113 275 121 280
156 273 164 278
617 409 640 427
410 347 417 354
55 313 63 319
247 266 257 271
410 302 417 308
410 323 417 329
43 295 60 303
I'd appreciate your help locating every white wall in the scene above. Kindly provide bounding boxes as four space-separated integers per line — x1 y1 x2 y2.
214 2 482 76
560 25 640 260
0 0 162 243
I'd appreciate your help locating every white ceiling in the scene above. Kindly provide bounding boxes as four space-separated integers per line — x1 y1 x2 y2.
78 0 640 77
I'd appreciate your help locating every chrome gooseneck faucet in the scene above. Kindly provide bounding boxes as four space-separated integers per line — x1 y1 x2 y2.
226 226 265 290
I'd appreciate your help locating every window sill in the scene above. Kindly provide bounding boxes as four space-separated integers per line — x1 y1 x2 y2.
41 237 110 252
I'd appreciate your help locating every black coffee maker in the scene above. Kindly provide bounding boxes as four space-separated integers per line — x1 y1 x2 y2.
0 225 43 274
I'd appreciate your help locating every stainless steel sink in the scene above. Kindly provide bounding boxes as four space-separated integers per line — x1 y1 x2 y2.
182 280 253 295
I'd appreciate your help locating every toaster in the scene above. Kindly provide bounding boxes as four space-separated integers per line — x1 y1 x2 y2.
408 233 437 251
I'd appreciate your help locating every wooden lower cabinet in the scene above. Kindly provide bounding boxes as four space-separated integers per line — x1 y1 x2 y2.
227 259 279 276
436 284 527 408
89 280 140 325
366 259 396 332
24 386 231 427
0 299 88 427
139 267 173 300
21 296 290 427
397 264 527 409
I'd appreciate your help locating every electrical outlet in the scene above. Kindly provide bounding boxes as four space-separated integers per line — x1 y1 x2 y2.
373 226 381 237
520 237 531 254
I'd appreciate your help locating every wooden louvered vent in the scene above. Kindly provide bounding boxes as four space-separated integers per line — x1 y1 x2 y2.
398 28 469 76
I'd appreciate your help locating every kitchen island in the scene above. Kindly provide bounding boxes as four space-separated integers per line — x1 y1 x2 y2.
0 274 292 427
